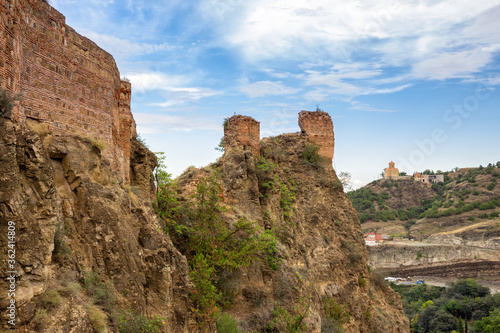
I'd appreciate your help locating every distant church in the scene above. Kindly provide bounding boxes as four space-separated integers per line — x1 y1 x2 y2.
384 161 400 179
383 161 444 184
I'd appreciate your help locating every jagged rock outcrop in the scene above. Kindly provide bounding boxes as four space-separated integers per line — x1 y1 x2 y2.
0 119 195 332
174 115 409 332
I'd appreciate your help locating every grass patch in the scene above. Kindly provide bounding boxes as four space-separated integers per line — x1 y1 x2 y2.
85 304 108 333
83 135 107 151
41 289 63 309
115 309 165 333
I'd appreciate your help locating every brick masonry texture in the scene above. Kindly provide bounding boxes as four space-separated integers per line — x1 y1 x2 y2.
223 111 335 164
0 0 135 182
298 110 335 163
224 115 261 156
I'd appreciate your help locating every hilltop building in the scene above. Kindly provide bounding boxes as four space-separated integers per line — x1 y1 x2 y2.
384 161 411 180
414 173 445 185
383 162 444 184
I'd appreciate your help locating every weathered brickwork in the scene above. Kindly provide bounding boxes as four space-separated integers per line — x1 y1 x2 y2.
298 110 335 163
224 115 260 156
0 0 134 181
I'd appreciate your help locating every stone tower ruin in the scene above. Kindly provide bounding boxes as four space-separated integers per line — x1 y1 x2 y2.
0 0 135 182
298 110 335 164
224 115 260 156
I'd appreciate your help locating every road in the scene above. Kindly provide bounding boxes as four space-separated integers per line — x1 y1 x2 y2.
415 277 500 294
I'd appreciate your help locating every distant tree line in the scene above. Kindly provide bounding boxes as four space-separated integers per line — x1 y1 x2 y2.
391 279 500 332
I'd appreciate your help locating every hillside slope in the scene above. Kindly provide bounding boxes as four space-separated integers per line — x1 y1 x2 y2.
347 167 500 280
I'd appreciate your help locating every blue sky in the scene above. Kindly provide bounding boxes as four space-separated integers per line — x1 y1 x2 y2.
51 0 500 189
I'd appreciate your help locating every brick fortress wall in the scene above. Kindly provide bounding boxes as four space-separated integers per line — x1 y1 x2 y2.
298 110 335 164
0 0 135 182
223 111 335 165
224 115 260 156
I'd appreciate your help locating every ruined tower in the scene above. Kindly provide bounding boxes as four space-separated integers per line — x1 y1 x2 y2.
298 110 335 164
224 115 260 156
0 0 135 182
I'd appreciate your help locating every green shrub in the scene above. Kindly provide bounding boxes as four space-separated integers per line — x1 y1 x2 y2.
53 220 72 263
320 317 344 333
479 202 495 210
473 308 500 333
116 310 165 333
358 276 366 286
83 271 115 311
268 298 311 332
302 142 325 169
323 298 350 324
59 282 83 296
280 179 297 221
256 157 278 173
216 313 240 333
85 304 108 333
487 183 496 190
184 174 280 327
41 289 62 309
32 308 48 330
416 251 423 260
490 212 499 218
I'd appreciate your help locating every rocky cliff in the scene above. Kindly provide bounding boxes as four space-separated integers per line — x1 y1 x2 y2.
167 114 409 332
0 119 195 332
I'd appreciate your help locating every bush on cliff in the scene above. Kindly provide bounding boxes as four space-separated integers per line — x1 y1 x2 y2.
154 164 280 329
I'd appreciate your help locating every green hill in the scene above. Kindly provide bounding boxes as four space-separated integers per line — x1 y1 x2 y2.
347 164 500 240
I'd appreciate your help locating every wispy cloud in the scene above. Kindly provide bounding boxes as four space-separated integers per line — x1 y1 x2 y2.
127 73 191 92
154 88 220 107
349 100 398 113
127 72 220 107
81 31 174 59
240 80 301 98
134 113 221 133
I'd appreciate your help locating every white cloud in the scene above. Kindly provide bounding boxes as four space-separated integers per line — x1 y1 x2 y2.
134 113 221 133
412 50 494 80
81 31 173 59
240 81 301 98
349 100 398 113
127 73 191 92
217 0 498 61
200 0 500 84
127 72 220 106
153 88 220 107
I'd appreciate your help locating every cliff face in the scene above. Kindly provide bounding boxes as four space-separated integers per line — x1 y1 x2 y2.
0 119 195 332
369 243 500 278
172 114 409 332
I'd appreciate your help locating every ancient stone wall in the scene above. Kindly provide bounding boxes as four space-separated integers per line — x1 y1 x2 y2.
298 110 335 164
0 0 134 181
224 115 260 156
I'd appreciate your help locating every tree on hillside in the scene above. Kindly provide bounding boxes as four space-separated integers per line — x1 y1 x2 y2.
215 117 229 153
338 171 352 191
473 308 500 333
